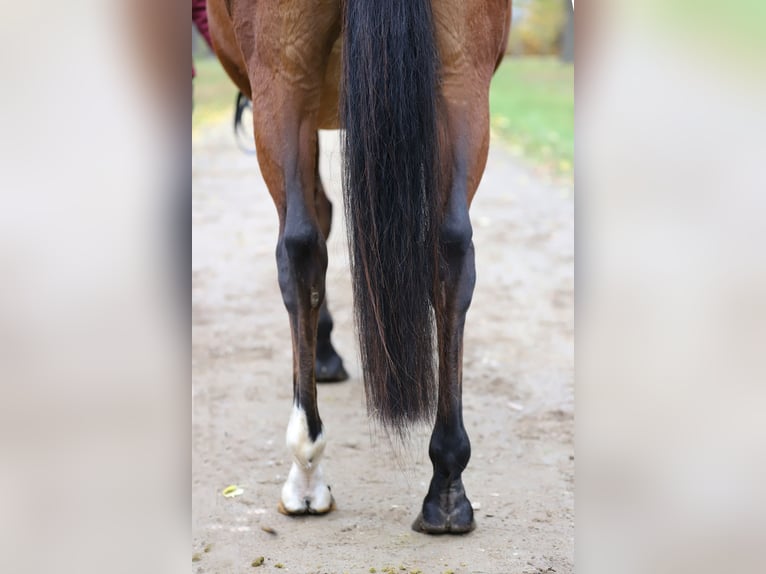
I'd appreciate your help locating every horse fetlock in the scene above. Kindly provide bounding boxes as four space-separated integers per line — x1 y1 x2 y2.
285 405 326 468
428 424 471 476
281 405 333 514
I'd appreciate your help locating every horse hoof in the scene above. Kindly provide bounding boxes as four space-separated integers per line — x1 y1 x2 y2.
278 496 336 516
411 511 475 535
411 484 476 535
315 351 348 383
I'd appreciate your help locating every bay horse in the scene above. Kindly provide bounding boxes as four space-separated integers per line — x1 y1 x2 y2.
207 0 511 534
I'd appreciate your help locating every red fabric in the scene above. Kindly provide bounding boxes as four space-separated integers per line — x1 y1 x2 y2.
192 0 213 78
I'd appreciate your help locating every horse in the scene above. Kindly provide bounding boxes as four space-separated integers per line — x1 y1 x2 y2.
207 0 511 534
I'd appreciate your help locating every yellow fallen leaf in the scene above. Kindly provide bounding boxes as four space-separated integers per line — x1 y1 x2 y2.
222 484 244 498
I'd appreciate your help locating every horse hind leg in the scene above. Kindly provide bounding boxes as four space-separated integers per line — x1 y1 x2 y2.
277 138 348 513
272 184 334 515
313 138 348 383
412 183 477 534
252 105 334 516
222 0 341 517
413 106 489 533
272 161 335 515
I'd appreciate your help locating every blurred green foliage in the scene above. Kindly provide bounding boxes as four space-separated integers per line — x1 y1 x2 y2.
192 58 233 136
489 57 574 180
508 0 568 56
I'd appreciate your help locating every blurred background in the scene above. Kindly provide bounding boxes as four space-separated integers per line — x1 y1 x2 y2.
4 0 766 572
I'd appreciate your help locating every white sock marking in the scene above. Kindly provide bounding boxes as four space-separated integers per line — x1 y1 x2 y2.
281 405 332 513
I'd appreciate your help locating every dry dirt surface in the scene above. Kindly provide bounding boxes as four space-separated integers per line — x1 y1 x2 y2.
193 125 573 574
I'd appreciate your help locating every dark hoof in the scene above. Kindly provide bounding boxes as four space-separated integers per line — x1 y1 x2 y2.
411 510 475 535
411 484 476 535
315 350 348 383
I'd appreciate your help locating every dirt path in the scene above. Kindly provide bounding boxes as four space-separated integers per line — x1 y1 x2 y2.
192 124 573 574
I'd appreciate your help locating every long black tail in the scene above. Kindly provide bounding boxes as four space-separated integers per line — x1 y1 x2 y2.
341 0 442 433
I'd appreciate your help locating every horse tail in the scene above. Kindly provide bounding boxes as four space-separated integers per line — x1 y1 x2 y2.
233 91 256 154
341 0 442 434
233 91 249 138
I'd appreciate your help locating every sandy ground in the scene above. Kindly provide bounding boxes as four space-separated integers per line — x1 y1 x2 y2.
192 124 573 574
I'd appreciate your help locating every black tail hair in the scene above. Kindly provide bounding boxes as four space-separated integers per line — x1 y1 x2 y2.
341 0 441 433
233 91 256 154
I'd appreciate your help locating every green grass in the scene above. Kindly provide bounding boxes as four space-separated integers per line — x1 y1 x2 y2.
193 55 575 181
193 57 237 136
489 57 574 180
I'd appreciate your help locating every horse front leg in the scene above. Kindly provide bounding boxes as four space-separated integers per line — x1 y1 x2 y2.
313 140 348 383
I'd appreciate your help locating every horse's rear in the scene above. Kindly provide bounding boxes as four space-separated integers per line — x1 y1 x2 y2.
208 0 511 533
